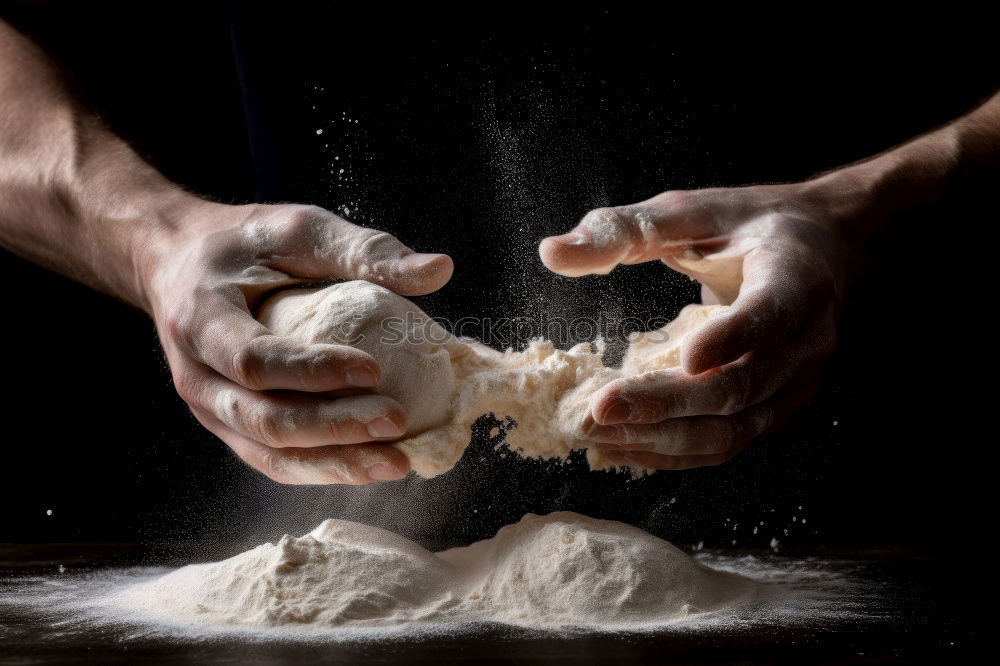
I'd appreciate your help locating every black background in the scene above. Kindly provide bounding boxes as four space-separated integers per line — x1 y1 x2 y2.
1 2 997 559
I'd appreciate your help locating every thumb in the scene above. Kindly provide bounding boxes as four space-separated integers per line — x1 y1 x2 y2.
338 227 454 296
539 192 706 277
539 207 636 277
263 206 454 296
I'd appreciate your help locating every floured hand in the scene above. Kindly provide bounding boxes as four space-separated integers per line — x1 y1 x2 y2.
539 184 847 469
146 202 453 484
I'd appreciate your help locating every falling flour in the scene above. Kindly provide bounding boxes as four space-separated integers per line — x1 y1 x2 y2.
258 280 726 478
111 512 754 632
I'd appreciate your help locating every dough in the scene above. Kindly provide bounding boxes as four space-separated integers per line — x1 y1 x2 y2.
258 280 725 477
258 281 456 434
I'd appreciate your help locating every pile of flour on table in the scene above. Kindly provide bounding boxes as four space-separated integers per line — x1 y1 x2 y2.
258 280 725 478
111 512 754 631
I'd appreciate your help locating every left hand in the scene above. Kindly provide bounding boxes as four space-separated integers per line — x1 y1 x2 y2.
539 182 849 469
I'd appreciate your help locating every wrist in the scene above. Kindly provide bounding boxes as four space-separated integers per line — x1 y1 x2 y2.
126 192 209 314
800 122 964 244
131 195 236 316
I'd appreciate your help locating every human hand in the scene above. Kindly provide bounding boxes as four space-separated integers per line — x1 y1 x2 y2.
144 202 453 484
539 183 851 469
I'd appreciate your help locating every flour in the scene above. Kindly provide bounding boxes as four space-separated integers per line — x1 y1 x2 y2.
258 281 725 478
111 511 754 632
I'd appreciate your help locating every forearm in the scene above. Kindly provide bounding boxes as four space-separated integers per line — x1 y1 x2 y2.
804 91 1000 246
0 19 197 311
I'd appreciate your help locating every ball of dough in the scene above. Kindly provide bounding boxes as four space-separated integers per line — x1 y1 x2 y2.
257 281 456 435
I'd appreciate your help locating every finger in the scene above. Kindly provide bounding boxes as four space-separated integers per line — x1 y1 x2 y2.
593 305 835 423
173 288 382 392
682 246 831 374
586 375 817 456
590 443 740 472
623 449 745 471
176 364 407 448
253 206 453 296
193 409 409 484
539 191 712 277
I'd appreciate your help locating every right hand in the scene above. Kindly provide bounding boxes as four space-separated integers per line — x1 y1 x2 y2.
143 202 453 484
539 184 846 470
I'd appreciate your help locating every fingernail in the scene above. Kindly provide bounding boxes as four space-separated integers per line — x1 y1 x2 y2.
367 417 403 439
345 366 378 387
398 253 443 271
588 424 622 441
600 401 632 424
366 463 403 481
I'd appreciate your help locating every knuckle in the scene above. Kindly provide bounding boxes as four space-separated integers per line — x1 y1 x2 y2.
583 206 629 230
703 418 737 450
354 230 403 265
173 371 202 406
257 449 290 483
718 366 752 415
164 312 187 340
287 204 326 222
630 389 671 422
649 429 685 456
249 406 287 447
617 426 642 446
582 206 646 261
230 342 265 389
647 422 674 449
164 301 202 343
327 418 354 443
281 205 326 237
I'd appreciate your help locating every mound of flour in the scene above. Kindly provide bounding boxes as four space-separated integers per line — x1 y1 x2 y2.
258 281 725 478
111 512 754 631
